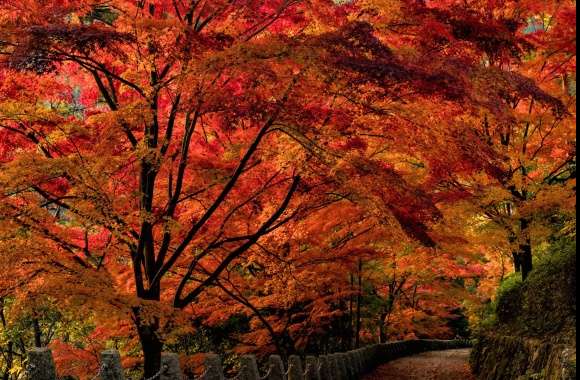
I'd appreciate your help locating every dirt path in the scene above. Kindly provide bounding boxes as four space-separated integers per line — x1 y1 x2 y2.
362 348 475 380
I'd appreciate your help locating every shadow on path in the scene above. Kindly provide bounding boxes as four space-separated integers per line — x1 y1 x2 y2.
362 348 475 380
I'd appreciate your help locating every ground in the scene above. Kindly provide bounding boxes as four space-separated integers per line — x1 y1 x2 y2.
362 348 475 380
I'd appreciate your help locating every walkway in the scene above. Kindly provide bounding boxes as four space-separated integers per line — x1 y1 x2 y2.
362 348 475 380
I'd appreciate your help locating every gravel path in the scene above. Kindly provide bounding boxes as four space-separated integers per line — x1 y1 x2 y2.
362 348 475 380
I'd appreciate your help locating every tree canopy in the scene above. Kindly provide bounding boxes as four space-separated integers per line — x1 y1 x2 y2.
0 0 575 376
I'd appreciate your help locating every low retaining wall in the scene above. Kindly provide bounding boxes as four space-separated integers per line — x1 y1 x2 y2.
26 339 471 380
470 335 576 380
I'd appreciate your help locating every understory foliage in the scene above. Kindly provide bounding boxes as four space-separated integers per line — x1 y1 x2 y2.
477 237 576 342
0 0 575 377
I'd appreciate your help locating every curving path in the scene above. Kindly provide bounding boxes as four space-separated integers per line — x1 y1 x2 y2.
362 348 475 380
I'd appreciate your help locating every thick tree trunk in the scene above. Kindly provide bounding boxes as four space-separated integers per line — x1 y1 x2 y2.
134 312 163 378
133 286 163 378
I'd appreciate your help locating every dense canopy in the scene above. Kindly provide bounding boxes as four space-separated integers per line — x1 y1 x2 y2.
0 0 575 377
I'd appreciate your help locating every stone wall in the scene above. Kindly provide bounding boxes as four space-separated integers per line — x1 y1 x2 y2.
26 339 471 380
470 335 576 380
470 240 576 380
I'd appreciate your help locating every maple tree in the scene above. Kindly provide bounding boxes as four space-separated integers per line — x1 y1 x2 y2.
409 0 576 280
0 0 453 374
0 0 574 376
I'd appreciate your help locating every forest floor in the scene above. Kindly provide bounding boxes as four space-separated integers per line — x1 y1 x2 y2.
362 348 475 380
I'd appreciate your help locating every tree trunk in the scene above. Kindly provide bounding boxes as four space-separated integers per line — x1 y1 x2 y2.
32 317 42 347
279 331 297 360
340 301 350 351
355 260 362 348
519 218 533 280
509 232 521 273
134 311 163 379
512 252 522 273
378 313 388 344
133 285 163 378
520 240 532 280
2 342 13 380
0 300 14 380
378 297 393 344
348 273 354 349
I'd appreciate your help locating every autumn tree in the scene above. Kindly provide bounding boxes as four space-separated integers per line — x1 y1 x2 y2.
407 0 576 280
0 0 474 374
0 0 573 375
